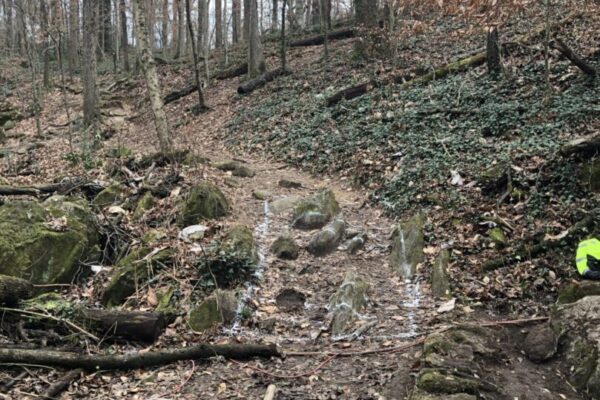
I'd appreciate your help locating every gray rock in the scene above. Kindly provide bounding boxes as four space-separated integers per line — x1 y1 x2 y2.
271 196 302 214
271 234 300 260
307 219 345 256
178 182 229 226
523 323 559 362
431 250 451 298
188 290 238 331
329 272 369 336
276 288 306 311
291 189 340 230
346 232 367 254
279 179 303 189
390 214 424 279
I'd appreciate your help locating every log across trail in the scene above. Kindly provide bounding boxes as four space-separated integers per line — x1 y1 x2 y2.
326 12 582 107
0 343 280 370
289 27 355 47
237 68 289 95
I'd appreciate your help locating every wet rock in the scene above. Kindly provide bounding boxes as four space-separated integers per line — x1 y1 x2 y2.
271 234 300 260
307 219 345 256
0 196 100 284
279 179 303 189
224 176 240 188
487 227 507 248
92 184 127 207
431 250 451 299
292 189 340 230
188 290 238 331
329 272 369 336
346 232 367 254
276 288 306 311
199 226 258 288
557 281 600 304
522 323 559 362
178 182 229 227
132 191 154 220
390 214 424 279
271 196 302 214
252 190 269 200
416 370 480 395
102 247 173 307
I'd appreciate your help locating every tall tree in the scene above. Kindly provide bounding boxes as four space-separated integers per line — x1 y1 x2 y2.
161 0 169 49
174 0 184 58
40 0 51 88
146 0 155 48
5 0 13 52
82 0 99 130
184 0 207 112
271 0 278 32
102 0 112 54
232 0 241 43
354 0 376 57
68 0 78 76
132 0 172 153
215 0 223 48
247 0 265 77
197 0 206 52
120 0 129 71
243 0 250 41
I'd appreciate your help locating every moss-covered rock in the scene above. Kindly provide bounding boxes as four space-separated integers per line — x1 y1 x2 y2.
224 177 240 188
487 227 507 248
390 214 424 279
188 290 238 331
102 247 173 307
271 196 302 214
431 250 451 298
142 228 169 245
292 189 340 230
329 272 369 336
252 190 269 200
271 234 300 260
199 226 258 288
410 389 476 400
478 163 508 193
213 160 255 177
557 281 600 304
132 192 155 220
416 370 480 395
307 219 345 256
0 197 100 284
178 182 230 226
92 184 127 208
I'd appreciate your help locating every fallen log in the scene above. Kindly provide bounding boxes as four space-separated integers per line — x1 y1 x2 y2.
42 369 82 399
0 275 33 306
560 134 600 157
237 68 289 95
0 343 280 370
326 12 582 107
482 209 598 271
214 62 248 80
0 179 103 197
78 309 168 342
289 27 355 47
163 84 198 105
551 37 597 77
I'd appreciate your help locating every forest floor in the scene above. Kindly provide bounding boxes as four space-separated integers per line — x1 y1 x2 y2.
1 4 599 399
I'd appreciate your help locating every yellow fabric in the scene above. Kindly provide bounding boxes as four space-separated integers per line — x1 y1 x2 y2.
576 238 600 275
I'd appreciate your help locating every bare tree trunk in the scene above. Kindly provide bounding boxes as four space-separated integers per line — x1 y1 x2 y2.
5 0 13 52
232 0 241 43
486 26 502 76
40 0 51 88
172 0 179 56
243 0 250 41
102 0 113 54
216 0 223 48
185 0 207 112
147 0 155 48
354 0 376 58
271 0 278 32
319 0 329 60
294 0 304 29
174 0 184 58
68 0 79 77
161 0 168 49
248 0 265 78
82 0 99 131
120 0 129 71
280 0 286 70
203 0 210 79
132 0 172 153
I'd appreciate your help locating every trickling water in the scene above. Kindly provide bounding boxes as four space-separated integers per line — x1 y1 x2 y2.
398 229 413 279
400 279 421 338
225 200 271 335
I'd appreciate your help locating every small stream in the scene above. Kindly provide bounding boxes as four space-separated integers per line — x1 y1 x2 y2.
225 200 271 335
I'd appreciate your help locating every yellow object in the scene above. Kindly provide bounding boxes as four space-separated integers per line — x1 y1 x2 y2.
576 238 600 275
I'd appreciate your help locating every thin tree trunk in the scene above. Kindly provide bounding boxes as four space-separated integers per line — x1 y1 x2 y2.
40 0 51 88
120 0 129 71
68 0 78 77
162 0 169 49
248 0 265 77
319 0 329 60
82 0 99 131
5 0 13 52
185 0 207 112
172 0 179 56
203 0 210 79
132 0 173 153
280 0 286 70
197 0 206 53
232 0 241 43
216 0 223 48
175 0 184 58
147 0 155 48
243 0 250 41
486 26 502 76
272 0 278 32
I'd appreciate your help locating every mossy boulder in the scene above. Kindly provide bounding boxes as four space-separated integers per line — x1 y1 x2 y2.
178 182 229 227
213 160 255 178
102 247 173 307
478 163 508 193
224 177 240 188
271 234 300 260
199 226 258 288
0 101 22 127
132 192 155 220
390 214 424 279
557 281 600 304
92 184 127 208
431 250 451 298
292 189 340 230
487 227 507 248
252 190 269 200
307 219 345 256
416 370 480 395
0 197 100 284
188 290 238 331
329 272 369 336
271 195 302 214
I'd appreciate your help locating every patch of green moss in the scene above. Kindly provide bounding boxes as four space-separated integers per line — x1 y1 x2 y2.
178 182 230 227
417 370 480 395
133 192 155 220
557 281 600 304
92 184 127 207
